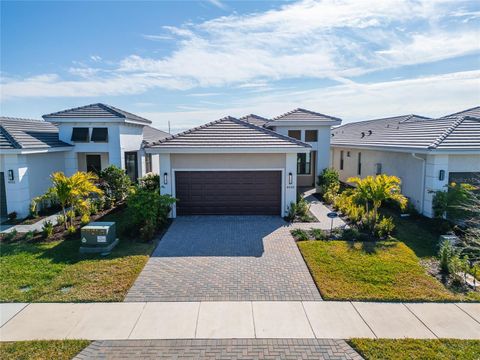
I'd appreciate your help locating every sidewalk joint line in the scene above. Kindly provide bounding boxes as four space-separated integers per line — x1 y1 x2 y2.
454 303 480 325
127 302 147 339
350 302 378 339
301 301 316 338
194 301 201 339
0 303 30 329
402 303 438 339
250 301 256 339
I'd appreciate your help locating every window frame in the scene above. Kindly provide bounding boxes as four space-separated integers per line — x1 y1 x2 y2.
91 127 109 142
288 130 301 140
375 163 382 175
297 152 311 175
145 153 153 173
71 127 90 142
357 152 362 175
305 130 318 142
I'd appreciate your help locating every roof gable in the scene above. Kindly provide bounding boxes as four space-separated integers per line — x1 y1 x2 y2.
148 116 310 149
443 106 480 119
0 117 71 150
271 108 342 122
43 103 152 124
239 114 270 127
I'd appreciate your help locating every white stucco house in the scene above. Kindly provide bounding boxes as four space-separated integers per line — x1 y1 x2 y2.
330 106 480 218
0 103 169 218
146 109 341 218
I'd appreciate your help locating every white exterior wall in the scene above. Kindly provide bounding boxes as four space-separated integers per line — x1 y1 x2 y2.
331 147 425 213
272 125 331 187
27 152 66 199
448 154 480 172
0 154 30 218
159 153 295 218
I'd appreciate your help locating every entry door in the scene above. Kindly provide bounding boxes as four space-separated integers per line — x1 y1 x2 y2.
125 152 138 182
86 155 102 174
0 172 7 217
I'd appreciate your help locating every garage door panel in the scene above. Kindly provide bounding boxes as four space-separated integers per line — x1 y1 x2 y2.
175 171 281 215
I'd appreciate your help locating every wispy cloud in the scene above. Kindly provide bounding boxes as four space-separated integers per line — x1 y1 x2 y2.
141 34 173 41
1 0 479 101
206 0 227 10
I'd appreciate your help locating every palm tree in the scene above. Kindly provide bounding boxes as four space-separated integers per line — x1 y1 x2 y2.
47 172 103 228
347 174 407 230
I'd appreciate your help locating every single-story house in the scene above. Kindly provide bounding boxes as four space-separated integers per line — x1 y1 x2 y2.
146 109 341 217
330 106 480 217
0 103 169 218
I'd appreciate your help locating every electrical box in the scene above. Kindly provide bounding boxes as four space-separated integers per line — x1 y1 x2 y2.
80 222 118 254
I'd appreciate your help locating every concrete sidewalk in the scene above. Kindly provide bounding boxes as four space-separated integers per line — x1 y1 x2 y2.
1 301 479 341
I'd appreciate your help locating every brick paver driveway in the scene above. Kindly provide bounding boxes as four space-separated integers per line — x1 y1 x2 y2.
125 216 321 301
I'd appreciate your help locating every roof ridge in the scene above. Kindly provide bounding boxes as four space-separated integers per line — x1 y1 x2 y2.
334 114 430 130
443 105 480 118
43 103 103 117
0 125 21 149
97 103 127 118
272 108 341 121
428 116 466 149
0 116 46 123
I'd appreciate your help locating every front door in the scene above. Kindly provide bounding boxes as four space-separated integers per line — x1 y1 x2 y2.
125 152 138 182
86 155 102 174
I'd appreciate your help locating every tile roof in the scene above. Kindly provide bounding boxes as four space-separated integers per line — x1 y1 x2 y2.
239 114 271 127
271 108 342 122
443 106 480 119
148 116 311 149
0 117 71 150
43 103 152 124
331 114 480 150
142 125 170 144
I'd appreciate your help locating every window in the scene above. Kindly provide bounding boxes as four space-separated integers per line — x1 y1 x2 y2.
71 127 89 142
305 130 318 142
125 152 138 182
347 151 351 157
91 128 108 142
145 153 152 173
288 130 301 140
357 152 362 175
340 150 344 170
297 153 311 175
375 163 382 175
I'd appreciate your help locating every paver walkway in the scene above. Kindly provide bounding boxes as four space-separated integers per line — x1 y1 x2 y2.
2 301 479 342
0 212 60 233
126 216 321 301
75 339 362 360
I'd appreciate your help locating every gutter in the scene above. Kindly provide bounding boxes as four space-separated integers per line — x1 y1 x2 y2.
411 153 426 214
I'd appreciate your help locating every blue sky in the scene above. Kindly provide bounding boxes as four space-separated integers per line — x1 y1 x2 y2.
1 0 479 133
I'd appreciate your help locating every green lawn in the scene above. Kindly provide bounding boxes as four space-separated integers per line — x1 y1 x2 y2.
298 240 457 301
349 339 480 360
0 340 90 360
0 210 158 302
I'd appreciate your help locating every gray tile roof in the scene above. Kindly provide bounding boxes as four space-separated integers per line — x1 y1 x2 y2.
271 108 342 122
0 117 71 150
43 103 152 124
148 116 311 149
239 114 271 127
142 125 170 144
443 106 480 119
331 114 480 150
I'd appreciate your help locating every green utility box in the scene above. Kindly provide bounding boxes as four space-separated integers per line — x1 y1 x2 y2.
80 222 119 255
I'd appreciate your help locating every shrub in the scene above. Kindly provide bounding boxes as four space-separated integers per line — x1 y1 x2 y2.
99 165 131 203
310 228 327 240
4 229 17 242
342 227 360 241
7 212 17 221
439 240 455 274
374 216 395 238
139 173 160 192
287 202 297 221
317 168 340 195
431 182 476 220
126 188 176 240
56 215 65 226
323 184 340 204
66 209 76 223
42 220 54 238
80 213 90 226
296 197 310 217
291 229 309 241
92 197 106 211
24 231 35 241
66 225 77 235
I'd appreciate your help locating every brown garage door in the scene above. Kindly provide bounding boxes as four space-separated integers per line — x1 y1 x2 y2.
175 171 281 215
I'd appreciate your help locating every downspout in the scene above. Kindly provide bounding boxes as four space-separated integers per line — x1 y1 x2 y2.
411 153 426 214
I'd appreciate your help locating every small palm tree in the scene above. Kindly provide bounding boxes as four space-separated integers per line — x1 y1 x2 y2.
348 174 407 230
47 172 103 229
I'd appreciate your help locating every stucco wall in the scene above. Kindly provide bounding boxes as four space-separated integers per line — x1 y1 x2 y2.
331 147 425 211
171 153 286 169
27 152 66 199
448 154 480 172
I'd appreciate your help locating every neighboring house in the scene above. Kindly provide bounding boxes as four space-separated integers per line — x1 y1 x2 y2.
147 109 341 218
330 106 480 217
0 104 169 218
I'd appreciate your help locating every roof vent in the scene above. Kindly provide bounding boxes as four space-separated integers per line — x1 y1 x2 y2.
368 130 372 136
361 132 365 138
